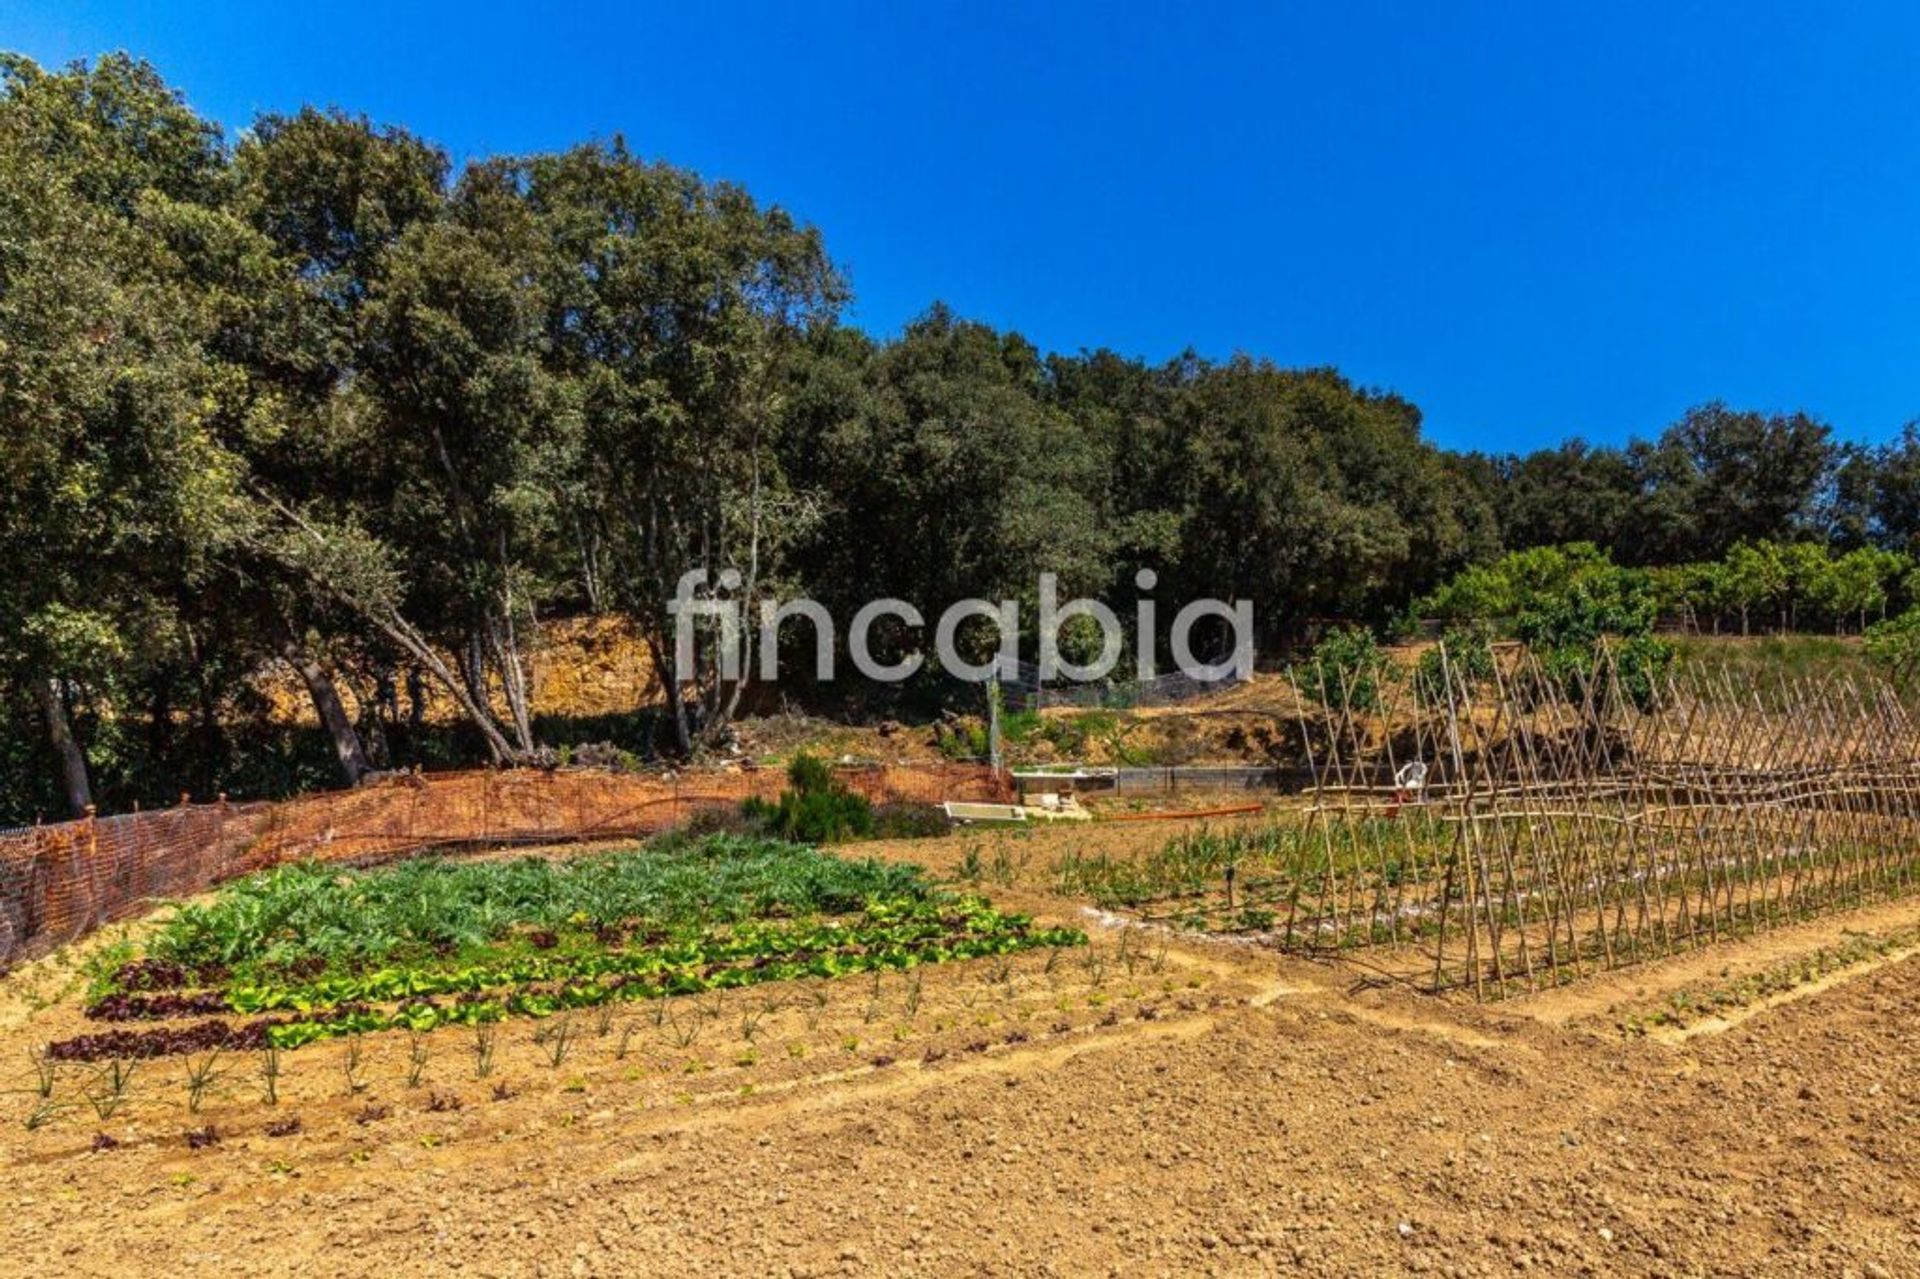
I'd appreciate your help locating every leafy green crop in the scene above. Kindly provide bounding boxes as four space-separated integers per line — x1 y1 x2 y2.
140 835 930 978
61 889 1086 1059
54 833 1097 1061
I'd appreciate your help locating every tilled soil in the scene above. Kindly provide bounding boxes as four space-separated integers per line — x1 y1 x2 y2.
4 829 1916 1277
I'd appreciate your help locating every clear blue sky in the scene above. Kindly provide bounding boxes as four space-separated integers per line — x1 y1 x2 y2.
9 2 1920 452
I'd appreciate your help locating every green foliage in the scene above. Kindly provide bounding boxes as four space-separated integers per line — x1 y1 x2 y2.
933 718 991 761
784 752 835 795
1487 405 1836 564
1629 539 1911 636
1864 607 1920 677
1669 633 1869 685
1032 710 1119 758
1607 633 1678 711
68 854 1086 1058
738 753 876 844
1437 533 1914 644
1414 624 1496 698
6 51 1920 830
1421 545 1671 709
145 836 928 977
993 708 1115 759
1052 817 1445 911
1301 627 1391 710
1508 562 1656 651
1420 543 1645 636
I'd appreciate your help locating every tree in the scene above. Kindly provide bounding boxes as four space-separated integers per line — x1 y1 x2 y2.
792 309 1113 646
1863 423 1920 553
229 107 454 779
1494 441 1636 553
526 140 844 752
1657 403 1835 559
1133 356 1487 636
356 166 576 757
1823 442 1877 550
1777 541 1831 632
0 54 249 813
1809 546 1902 633
1721 541 1787 636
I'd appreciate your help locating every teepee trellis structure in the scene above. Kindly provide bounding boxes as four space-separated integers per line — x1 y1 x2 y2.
1232 640 1920 998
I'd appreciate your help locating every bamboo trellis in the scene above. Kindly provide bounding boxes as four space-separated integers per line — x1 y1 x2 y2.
1139 643 1920 998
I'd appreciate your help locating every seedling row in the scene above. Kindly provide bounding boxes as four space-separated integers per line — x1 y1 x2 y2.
52 837 1085 1062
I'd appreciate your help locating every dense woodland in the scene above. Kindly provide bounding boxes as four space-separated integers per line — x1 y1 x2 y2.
7 54 1920 822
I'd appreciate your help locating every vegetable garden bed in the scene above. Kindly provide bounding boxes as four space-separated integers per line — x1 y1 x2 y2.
55 835 1084 1062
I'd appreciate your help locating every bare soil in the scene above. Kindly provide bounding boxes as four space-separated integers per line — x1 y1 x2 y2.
3 821 1916 1277
254 615 664 727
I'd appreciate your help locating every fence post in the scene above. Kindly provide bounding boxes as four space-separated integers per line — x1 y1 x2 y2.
128 798 142 908
216 793 230 875
80 803 98 940
987 677 1004 771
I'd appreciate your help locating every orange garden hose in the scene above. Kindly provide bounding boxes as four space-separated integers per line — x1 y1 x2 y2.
1102 802 1266 822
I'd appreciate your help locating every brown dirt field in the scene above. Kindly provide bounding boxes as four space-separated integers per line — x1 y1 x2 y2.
3 821 1917 1277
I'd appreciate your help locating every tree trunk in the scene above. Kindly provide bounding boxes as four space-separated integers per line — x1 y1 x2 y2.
195 677 222 797
713 449 764 739
359 704 392 770
461 631 489 712
645 630 694 755
572 512 604 613
146 675 175 772
373 619 513 764
257 496 522 764
33 677 92 818
483 609 536 755
281 637 372 786
183 624 225 798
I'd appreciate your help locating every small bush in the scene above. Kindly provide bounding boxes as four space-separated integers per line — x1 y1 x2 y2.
1415 625 1497 699
1865 607 1920 677
933 718 990 760
1302 627 1392 711
785 753 836 794
744 754 875 844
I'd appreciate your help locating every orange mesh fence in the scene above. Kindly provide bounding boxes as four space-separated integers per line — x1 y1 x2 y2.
0 763 1010 969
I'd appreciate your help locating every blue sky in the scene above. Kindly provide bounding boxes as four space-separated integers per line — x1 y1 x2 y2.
9 2 1920 452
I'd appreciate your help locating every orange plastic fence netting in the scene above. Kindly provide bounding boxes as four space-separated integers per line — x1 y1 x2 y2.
0 763 1011 969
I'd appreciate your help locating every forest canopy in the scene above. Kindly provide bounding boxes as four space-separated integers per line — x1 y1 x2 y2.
3 53 1917 821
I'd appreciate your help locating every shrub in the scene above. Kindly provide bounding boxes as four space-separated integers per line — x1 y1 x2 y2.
1420 543 1671 710
1865 607 1920 677
742 753 876 844
1607 633 1676 711
1415 625 1497 700
785 753 836 794
998 709 1043 746
933 718 990 761
1302 627 1392 711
